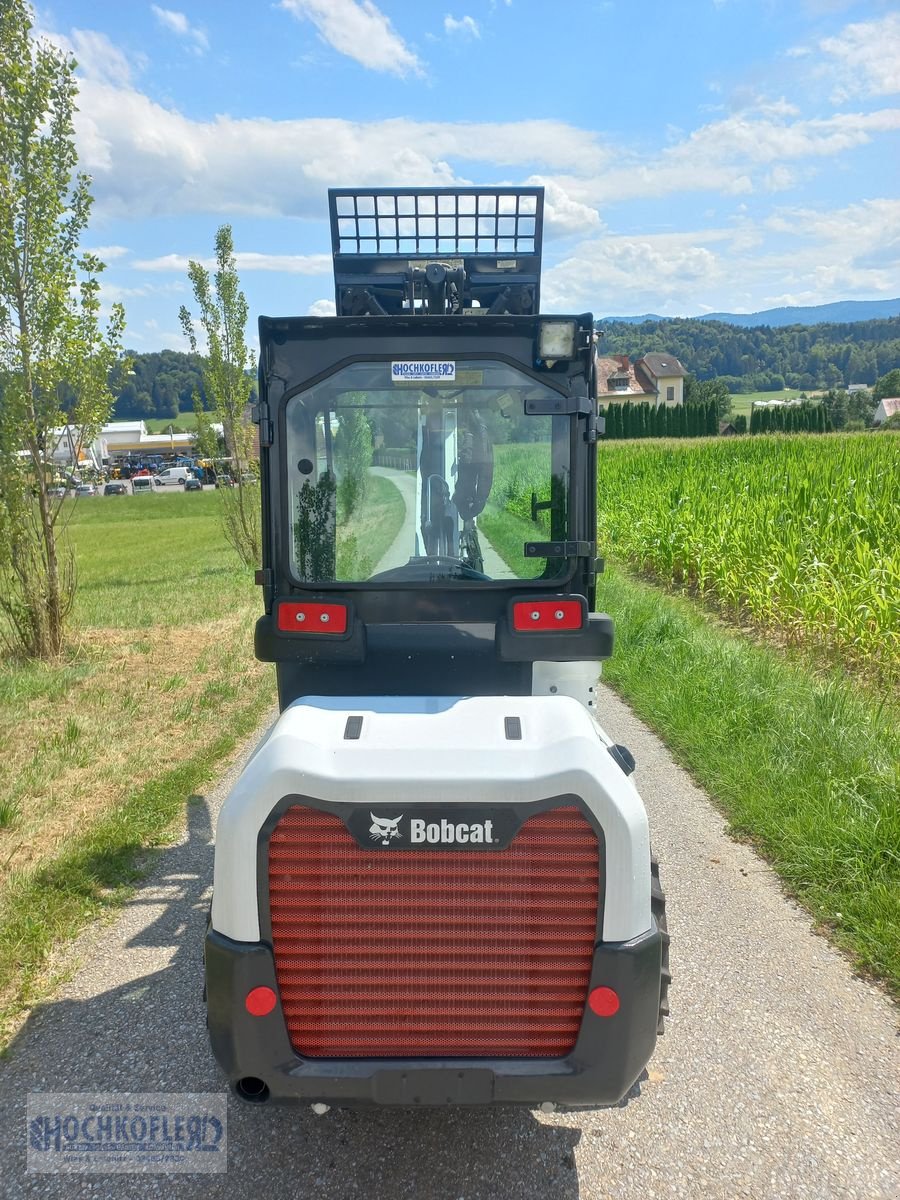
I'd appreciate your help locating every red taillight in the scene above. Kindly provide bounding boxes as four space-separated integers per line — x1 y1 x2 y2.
588 986 620 1017
512 600 583 632
277 602 347 634
245 986 277 1016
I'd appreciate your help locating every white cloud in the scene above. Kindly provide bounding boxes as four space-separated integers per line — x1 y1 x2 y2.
41 27 138 87
133 252 332 274
444 15 480 38
39 17 900 320
526 177 602 237
543 232 726 313
762 165 799 192
279 0 422 77
765 197 900 254
556 107 900 205
68 65 612 219
308 298 337 316
819 13 900 100
85 244 130 260
543 198 900 315
151 6 209 55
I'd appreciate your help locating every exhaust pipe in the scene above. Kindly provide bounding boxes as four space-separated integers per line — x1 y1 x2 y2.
235 1077 270 1104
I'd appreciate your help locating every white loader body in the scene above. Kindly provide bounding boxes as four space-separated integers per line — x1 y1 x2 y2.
211 694 651 945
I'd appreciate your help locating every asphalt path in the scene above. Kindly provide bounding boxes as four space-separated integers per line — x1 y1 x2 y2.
2 684 898 1199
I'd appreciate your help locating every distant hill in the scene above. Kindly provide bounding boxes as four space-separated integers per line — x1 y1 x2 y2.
599 298 900 329
598 314 665 325
698 298 900 328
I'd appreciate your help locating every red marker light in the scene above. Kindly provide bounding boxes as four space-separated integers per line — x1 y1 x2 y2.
245 986 277 1017
278 602 348 634
512 599 583 632
588 986 620 1017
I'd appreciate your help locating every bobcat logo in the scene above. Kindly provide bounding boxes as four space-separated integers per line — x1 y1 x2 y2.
369 812 403 846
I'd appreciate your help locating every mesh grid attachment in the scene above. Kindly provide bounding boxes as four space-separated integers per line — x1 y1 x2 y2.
329 187 542 258
268 804 600 1059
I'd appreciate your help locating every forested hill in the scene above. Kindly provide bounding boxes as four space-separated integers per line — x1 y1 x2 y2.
113 350 208 420
601 315 900 392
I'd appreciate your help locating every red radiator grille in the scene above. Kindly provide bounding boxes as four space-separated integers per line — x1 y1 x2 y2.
268 805 600 1058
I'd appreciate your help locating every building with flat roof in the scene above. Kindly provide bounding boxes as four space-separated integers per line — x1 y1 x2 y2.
49 420 224 467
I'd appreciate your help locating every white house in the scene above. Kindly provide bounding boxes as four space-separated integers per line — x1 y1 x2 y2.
636 353 686 407
595 353 686 407
873 397 900 425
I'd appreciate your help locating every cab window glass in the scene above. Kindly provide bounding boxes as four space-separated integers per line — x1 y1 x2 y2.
285 361 571 584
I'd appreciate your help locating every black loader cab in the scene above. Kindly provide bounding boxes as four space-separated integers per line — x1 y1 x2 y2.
252 186 611 707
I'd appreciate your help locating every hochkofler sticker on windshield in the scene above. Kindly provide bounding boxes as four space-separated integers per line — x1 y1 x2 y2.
391 361 456 383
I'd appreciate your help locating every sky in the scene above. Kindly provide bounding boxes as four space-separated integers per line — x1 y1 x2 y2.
35 0 900 352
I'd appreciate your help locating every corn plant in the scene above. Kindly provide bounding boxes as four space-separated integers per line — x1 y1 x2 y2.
595 434 900 683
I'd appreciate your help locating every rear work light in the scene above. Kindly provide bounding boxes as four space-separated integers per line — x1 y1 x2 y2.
512 599 584 632
538 320 577 361
277 602 348 634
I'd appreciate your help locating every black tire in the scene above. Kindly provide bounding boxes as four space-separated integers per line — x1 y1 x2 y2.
651 855 671 1035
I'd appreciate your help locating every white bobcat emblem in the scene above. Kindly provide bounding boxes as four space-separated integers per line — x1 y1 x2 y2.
369 812 403 846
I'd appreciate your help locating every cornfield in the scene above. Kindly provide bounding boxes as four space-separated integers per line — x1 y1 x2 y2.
596 433 900 681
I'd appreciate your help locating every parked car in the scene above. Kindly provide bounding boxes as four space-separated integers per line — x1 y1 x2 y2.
48 485 67 498
75 484 97 497
131 476 156 495
104 481 128 496
154 466 194 487
183 477 203 492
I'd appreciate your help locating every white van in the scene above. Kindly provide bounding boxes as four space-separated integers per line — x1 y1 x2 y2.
131 476 156 494
154 466 193 487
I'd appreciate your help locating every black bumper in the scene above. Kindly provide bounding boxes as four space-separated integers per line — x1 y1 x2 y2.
204 924 662 1108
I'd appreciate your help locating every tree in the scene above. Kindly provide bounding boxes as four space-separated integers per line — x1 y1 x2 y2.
192 388 222 462
333 401 373 520
872 369 900 402
0 2 125 657
821 389 849 430
683 374 731 419
179 225 259 567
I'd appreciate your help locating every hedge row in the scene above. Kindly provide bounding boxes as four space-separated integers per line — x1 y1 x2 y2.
749 403 830 435
601 400 719 440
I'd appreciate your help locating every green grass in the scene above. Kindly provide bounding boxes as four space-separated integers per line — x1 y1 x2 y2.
337 473 406 578
0 490 271 1044
479 506 546 579
728 388 820 418
65 490 252 627
0 686 271 1044
594 565 900 993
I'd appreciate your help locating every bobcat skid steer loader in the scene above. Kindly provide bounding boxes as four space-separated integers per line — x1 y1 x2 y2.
204 186 669 1108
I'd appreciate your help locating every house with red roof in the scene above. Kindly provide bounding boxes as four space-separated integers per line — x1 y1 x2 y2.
595 353 686 407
